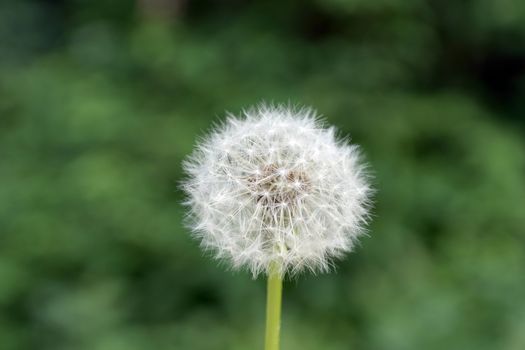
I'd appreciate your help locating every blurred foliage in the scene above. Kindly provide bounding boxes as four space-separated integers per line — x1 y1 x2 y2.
1 0 525 349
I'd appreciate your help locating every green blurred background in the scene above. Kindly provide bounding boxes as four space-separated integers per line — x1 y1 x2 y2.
1 1 525 349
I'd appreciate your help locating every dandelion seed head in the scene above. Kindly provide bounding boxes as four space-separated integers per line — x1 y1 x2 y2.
182 104 373 277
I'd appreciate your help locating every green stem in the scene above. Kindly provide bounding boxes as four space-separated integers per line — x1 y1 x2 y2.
264 265 283 350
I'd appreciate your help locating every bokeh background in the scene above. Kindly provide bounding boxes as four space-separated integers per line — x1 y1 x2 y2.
1 1 525 349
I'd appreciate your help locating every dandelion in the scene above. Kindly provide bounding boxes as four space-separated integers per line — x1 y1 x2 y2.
182 104 373 350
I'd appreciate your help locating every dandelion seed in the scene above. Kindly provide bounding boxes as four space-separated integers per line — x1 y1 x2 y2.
182 103 373 278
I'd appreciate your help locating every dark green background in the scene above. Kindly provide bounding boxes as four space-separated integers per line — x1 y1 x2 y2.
1 1 524 349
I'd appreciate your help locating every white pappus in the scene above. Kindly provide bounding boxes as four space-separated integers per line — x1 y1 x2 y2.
182 104 373 277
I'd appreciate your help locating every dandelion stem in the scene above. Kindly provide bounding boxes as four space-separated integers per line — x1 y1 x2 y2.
264 264 282 350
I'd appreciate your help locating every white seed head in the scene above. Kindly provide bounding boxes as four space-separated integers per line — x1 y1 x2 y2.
182 104 373 277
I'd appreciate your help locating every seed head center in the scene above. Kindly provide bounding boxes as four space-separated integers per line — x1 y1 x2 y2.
246 164 310 207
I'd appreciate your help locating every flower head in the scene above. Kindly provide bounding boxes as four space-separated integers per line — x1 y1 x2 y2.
182 104 372 277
